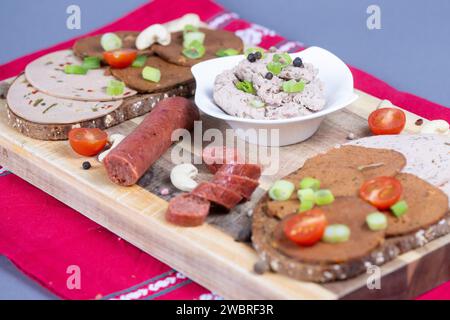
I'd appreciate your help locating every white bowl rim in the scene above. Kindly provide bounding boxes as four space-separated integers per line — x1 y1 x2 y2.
191 46 358 125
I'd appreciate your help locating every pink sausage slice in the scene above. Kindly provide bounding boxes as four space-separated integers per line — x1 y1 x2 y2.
166 193 211 227
104 97 199 186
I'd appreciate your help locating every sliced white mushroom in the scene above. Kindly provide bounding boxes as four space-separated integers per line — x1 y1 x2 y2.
170 163 199 192
163 13 209 33
98 134 125 162
135 24 171 50
420 120 450 135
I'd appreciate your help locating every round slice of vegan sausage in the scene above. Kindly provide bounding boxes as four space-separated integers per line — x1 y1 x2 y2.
273 197 385 264
302 145 406 181
217 163 262 180
166 193 211 227
202 146 241 174
191 182 242 210
383 173 449 237
213 173 259 200
104 97 199 186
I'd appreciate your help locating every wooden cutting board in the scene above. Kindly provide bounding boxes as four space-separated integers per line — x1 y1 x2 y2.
0 77 448 300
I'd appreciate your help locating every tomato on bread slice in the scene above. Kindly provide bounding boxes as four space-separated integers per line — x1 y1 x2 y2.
283 208 328 246
103 49 137 69
359 176 403 210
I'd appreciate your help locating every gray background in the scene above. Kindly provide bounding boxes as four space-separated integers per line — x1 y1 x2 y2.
0 0 448 299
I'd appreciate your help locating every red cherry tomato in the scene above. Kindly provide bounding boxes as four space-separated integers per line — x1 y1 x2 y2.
359 176 403 210
283 209 328 246
69 128 108 157
368 108 406 135
103 49 137 69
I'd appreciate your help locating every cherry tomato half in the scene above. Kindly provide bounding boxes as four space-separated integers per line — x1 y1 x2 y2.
69 128 108 157
283 209 328 246
103 49 137 69
368 108 406 135
359 176 403 210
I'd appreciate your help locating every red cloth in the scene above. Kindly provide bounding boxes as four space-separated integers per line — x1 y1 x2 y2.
0 0 448 300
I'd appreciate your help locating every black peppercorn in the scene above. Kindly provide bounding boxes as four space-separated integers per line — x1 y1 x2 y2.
293 57 303 67
82 161 91 170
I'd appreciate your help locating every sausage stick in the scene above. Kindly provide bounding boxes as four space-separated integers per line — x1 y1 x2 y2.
104 97 199 186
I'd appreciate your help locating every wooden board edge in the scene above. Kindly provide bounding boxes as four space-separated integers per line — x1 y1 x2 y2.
0 131 337 300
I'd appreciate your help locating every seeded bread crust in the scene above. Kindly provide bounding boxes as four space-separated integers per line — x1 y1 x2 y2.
6 81 196 140
252 193 450 283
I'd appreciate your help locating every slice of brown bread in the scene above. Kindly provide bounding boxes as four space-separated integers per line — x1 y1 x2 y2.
152 28 244 67
252 192 450 283
110 56 194 93
252 144 450 283
72 31 153 60
6 81 196 140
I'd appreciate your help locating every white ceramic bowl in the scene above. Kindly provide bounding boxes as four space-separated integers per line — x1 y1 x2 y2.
191 46 358 146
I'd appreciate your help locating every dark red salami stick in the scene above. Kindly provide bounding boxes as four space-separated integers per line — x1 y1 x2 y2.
104 97 199 186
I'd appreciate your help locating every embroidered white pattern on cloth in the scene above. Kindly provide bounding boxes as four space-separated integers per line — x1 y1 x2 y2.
107 271 191 300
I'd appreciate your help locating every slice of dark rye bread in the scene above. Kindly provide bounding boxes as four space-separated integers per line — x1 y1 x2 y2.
251 144 450 283
5 80 196 140
252 193 450 283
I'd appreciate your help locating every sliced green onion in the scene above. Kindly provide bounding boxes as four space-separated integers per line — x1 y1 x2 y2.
182 40 206 59
299 177 321 191
183 31 205 48
268 180 295 201
282 79 305 93
106 80 125 96
273 52 292 67
299 199 315 213
391 200 408 217
235 81 255 94
183 24 199 34
315 189 335 206
244 47 265 57
64 65 88 75
101 33 122 51
266 61 282 75
216 48 240 57
142 66 161 83
297 188 315 202
322 224 351 243
366 212 388 231
82 56 101 70
249 98 265 108
132 55 148 68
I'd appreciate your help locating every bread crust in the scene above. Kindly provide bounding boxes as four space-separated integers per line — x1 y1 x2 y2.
6 81 195 140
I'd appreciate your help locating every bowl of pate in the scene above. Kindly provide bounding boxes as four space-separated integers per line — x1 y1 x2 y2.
191 46 358 146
